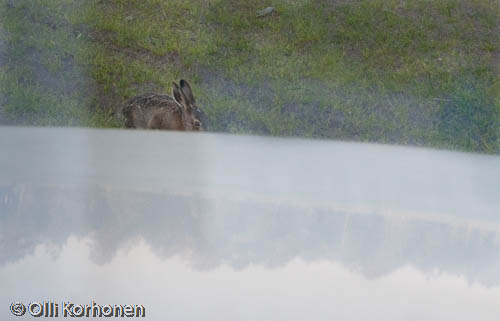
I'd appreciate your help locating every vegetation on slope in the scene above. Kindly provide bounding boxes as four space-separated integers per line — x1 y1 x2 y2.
0 0 498 152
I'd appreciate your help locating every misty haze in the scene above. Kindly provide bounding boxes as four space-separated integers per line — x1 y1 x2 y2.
1 0 499 320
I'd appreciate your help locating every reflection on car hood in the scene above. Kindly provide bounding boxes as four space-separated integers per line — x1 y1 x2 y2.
1 127 499 321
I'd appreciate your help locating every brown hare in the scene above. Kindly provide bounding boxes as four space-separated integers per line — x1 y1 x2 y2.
123 79 204 131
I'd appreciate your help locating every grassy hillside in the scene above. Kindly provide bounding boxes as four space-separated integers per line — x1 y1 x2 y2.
0 0 499 153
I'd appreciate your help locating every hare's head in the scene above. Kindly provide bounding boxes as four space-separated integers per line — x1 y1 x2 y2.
172 80 204 131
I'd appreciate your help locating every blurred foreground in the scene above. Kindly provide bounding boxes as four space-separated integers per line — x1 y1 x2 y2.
1 127 499 320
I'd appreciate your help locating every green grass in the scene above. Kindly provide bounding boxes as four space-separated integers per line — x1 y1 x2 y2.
0 0 498 153
0 0 120 126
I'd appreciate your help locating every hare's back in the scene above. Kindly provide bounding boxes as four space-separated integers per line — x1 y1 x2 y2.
124 93 182 129
126 93 179 110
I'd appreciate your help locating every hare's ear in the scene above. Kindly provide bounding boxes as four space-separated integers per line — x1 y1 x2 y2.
172 82 183 104
180 79 195 105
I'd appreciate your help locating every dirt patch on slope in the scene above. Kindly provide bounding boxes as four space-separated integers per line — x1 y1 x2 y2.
0 23 12 126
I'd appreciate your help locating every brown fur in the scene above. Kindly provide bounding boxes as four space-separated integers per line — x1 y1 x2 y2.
123 80 203 131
